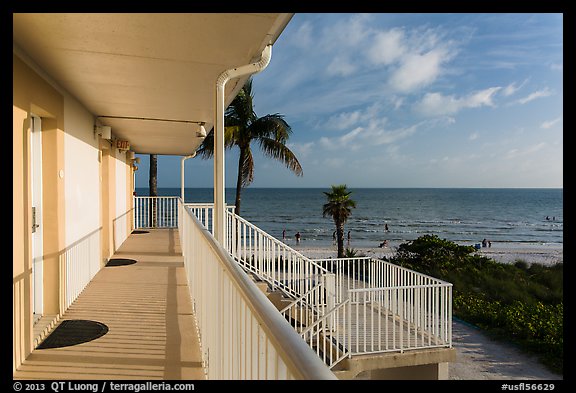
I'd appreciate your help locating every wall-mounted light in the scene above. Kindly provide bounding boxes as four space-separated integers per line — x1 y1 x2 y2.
196 122 207 138
95 125 112 140
127 151 135 160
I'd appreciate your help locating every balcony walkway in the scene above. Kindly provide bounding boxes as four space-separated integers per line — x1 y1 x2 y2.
14 229 205 380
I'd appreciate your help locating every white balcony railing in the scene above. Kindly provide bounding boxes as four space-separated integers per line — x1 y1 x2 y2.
134 196 179 228
312 257 453 353
178 199 337 379
135 197 453 371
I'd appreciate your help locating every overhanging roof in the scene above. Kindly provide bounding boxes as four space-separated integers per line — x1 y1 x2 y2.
13 13 293 156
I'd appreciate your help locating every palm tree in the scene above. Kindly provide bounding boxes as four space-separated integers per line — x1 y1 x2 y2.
197 77 303 215
149 154 158 227
323 185 356 258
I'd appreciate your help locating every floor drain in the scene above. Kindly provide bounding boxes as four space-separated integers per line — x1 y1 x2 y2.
37 320 108 349
106 258 137 267
132 230 149 234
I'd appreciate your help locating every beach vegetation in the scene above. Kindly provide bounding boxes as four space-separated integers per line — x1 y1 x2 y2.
388 234 563 374
344 247 366 258
322 185 357 258
197 77 303 215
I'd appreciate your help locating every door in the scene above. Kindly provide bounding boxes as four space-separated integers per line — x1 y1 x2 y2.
30 114 43 322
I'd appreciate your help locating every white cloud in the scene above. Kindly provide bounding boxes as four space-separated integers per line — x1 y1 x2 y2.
326 56 356 77
504 143 547 159
550 63 563 71
515 88 553 105
321 14 373 50
368 28 406 65
469 132 479 141
388 48 451 93
540 116 563 129
502 79 528 96
287 141 315 158
414 87 501 116
326 110 363 131
290 21 313 48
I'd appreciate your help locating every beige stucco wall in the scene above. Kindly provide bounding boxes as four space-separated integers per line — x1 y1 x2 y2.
13 52 65 372
13 50 135 373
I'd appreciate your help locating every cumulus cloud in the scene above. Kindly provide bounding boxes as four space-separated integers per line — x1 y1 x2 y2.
414 87 502 116
365 26 458 94
389 49 451 93
321 13 373 50
368 28 406 65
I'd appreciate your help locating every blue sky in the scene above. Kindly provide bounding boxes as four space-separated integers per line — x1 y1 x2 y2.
136 13 563 189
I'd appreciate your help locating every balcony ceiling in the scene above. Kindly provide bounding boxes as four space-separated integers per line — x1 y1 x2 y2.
13 13 293 156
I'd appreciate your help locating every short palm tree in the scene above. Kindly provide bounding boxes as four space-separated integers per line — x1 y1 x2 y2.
197 77 303 215
323 185 356 258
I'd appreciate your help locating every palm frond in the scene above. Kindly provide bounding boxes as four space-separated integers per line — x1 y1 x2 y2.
250 114 292 142
196 130 214 158
258 137 303 176
239 147 254 187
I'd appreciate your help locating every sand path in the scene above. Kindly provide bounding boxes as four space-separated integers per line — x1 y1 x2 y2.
450 319 562 380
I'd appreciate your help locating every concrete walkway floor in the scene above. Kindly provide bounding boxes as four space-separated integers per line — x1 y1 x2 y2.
14 229 205 380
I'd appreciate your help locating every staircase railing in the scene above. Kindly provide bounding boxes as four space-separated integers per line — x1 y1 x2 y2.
185 202 452 368
225 211 335 302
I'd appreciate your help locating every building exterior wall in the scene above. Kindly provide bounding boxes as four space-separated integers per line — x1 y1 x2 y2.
13 50 135 372
63 95 100 246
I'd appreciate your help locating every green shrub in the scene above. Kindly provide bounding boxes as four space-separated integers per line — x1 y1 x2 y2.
389 234 563 374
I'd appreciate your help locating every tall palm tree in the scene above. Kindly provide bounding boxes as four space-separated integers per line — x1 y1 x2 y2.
323 184 356 258
149 154 158 227
197 77 303 215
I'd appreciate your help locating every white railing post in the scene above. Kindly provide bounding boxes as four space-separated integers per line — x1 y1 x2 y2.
324 273 336 331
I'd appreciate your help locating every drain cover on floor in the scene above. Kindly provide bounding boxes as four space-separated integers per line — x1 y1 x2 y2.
106 258 137 267
132 230 149 234
37 320 109 349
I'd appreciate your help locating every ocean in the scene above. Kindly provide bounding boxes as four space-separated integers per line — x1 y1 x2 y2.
136 188 563 249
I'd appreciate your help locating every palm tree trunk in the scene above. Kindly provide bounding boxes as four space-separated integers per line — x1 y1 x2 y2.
336 221 345 258
234 148 245 216
149 154 158 227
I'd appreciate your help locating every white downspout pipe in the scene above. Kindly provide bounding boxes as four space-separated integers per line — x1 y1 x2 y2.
214 44 272 245
181 153 197 202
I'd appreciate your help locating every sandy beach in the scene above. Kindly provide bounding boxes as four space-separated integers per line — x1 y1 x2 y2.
290 241 563 266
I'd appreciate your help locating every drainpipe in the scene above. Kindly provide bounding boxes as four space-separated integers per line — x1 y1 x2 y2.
181 153 197 202
213 44 272 245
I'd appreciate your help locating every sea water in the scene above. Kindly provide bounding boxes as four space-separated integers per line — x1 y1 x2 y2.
136 188 563 249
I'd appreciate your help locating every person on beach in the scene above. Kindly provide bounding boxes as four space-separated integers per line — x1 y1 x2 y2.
385 223 389 232
332 231 336 245
282 229 286 241
347 231 351 243
295 231 301 243
482 238 488 248
378 240 388 248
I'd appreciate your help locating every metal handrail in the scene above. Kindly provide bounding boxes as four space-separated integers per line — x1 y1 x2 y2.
179 199 336 379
